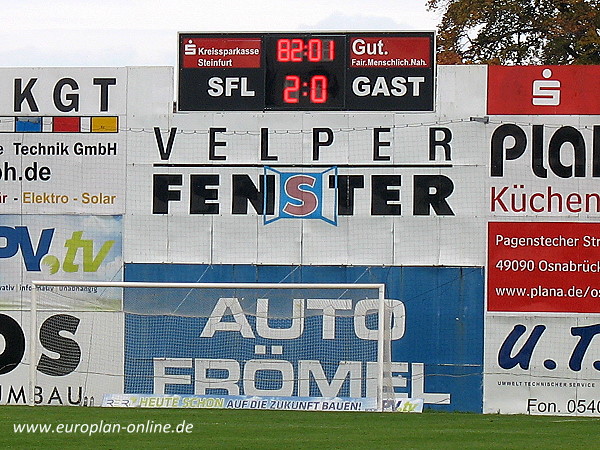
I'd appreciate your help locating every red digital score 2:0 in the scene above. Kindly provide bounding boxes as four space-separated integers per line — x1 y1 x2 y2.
276 39 335 62
283 75 328 104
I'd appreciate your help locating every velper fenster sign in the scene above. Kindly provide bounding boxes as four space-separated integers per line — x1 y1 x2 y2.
132 117 488 266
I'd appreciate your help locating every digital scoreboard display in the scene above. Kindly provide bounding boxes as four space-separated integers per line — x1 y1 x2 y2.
178 32 435 112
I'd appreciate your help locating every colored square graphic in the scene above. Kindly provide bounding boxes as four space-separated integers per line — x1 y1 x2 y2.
91 116 118 132
0 117 15 132
53 116 81 132
15 117 42 132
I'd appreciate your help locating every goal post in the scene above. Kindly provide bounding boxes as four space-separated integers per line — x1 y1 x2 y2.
30 280 395 411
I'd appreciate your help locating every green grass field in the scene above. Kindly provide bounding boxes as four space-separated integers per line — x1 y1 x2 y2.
1 407 599 449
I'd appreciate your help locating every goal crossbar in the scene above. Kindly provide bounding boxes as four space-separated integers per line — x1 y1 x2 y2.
32 281 385 290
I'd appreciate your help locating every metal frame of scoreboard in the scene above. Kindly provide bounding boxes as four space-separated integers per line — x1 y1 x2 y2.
178 31 435 112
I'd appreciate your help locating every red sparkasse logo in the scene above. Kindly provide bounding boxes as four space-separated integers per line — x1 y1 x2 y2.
181 38 262 69
487 65 600 115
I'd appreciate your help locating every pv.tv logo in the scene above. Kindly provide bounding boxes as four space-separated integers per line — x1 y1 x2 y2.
0 226 115 274
263 167 337 225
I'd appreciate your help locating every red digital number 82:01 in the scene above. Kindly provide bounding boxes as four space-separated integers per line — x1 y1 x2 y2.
276 39 336 62
283 75 328 104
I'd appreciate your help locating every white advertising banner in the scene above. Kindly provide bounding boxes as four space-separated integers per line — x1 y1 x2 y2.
0 310 124 406
484 314 600 416
0 67 172 216
0 67 171 408
126 65 489 266
0 214 123 310
102 393 379 411
487 118 600 220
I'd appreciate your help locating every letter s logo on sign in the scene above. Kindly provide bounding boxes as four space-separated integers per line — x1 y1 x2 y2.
263 167 338 226
282 175 319 217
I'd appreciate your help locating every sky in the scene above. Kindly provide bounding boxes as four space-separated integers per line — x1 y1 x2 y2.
0 0 441 68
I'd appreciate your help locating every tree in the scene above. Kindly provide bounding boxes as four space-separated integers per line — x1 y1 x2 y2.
427 0 600 64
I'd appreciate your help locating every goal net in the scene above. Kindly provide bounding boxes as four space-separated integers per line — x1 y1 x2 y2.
30 281 396 411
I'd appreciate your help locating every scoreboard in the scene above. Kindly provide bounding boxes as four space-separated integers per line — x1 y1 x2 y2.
178 32 435 112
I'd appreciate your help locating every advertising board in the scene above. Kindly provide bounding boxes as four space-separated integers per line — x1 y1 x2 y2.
0 68 128 215
124 263 484 412
0 310 123 405
488 65 600 115
0 215 123 310
484 65 600 415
